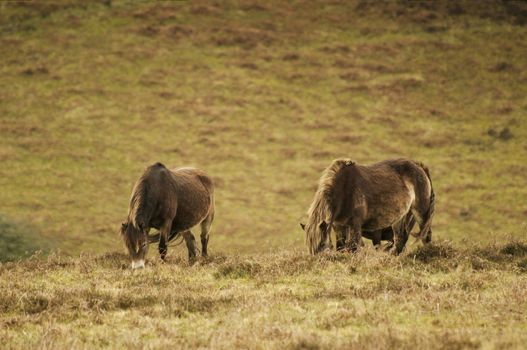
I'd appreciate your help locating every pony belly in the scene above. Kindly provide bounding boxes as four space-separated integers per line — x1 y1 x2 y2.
172 207 210 232
364 191 414 230
363 209 407 231
363 217 393 231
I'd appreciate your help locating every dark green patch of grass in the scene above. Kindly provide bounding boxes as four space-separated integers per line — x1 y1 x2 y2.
0 214 52 262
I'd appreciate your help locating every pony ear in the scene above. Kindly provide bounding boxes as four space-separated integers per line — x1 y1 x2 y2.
319 221 328 231
300 223 306 231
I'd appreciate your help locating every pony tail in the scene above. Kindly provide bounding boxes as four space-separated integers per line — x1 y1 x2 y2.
418 163 435 243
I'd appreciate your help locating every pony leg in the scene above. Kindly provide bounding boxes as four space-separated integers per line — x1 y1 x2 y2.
334 225 347 252
380 227 394 251
411 205 430 243
158 221 172 261
182 230 197 262
404 213 416 235
327 231 334 250
371 230 382 248
200 212 214 257
391 219 409 255
347 223 362 252
415 207 433 244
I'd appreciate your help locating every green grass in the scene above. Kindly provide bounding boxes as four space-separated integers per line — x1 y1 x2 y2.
0 1 527 347
0 214 51 261
1 1 526 255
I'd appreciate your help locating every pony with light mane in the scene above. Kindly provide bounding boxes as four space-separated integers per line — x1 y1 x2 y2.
303 158 434 255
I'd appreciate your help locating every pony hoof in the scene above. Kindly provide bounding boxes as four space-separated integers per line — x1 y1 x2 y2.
389 247 401 256
346 245 360 253
383 243 394 252
131 260 145 269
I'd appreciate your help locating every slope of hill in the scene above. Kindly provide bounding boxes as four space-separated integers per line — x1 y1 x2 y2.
1 1 526 258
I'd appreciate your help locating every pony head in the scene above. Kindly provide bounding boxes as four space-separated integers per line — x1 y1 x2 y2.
120 220 147 269
301 220 332 254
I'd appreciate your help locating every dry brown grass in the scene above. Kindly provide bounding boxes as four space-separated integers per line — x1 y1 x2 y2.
1 239 527 349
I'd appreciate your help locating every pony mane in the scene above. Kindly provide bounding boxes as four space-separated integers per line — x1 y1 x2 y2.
305 159 352 254
128 172 149 230
120 172 150 258
128 163 165 230
122 163 166 259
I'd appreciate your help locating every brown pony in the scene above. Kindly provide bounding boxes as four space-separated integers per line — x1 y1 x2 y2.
120 162 215 269
304 158 434 255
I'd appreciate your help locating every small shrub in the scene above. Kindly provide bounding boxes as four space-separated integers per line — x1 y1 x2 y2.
22 294 50 314
499 241 527 257
468 256 492 271
516 259 527 273
409 241 457 263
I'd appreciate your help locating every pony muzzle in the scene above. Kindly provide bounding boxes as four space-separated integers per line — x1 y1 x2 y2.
131 259 145 269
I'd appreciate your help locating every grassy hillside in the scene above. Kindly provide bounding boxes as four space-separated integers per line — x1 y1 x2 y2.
1 1 527 348
0 0 525 257
1 240 527 349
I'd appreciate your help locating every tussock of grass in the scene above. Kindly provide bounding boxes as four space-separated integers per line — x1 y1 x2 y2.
410 240 458 262
517 259 527 273
499 241 527 257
